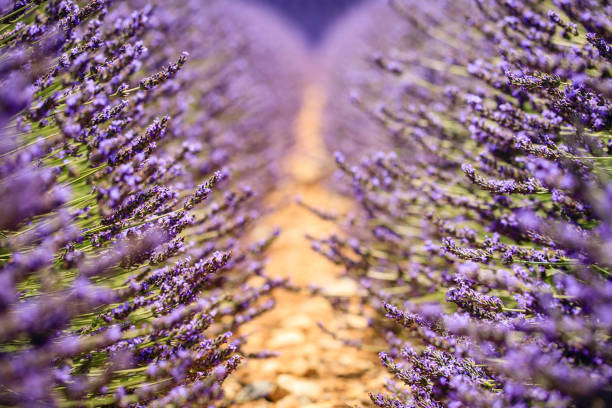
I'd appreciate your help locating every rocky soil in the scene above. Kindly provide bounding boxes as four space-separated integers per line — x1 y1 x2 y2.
224 84 385 407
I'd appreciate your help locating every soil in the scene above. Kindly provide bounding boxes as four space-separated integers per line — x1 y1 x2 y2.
223 84 385 407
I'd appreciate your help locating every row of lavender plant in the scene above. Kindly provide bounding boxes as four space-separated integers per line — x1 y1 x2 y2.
313 0 612 406
0 1 298 406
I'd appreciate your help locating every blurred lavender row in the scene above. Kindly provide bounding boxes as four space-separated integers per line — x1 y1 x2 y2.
311 0 612 406
0 0 303 406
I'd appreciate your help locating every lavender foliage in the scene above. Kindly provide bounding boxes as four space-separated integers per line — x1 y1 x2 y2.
312 0 612 406
0 1 297 406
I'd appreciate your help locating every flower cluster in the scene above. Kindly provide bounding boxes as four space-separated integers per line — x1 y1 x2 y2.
0 1 297 406
313 0 612 406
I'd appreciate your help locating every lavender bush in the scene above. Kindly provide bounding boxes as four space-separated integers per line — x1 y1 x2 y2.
0 1 298 406
312 0 612 406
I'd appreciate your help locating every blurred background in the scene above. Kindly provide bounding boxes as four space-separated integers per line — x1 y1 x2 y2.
233 0 399 160
247 0 371 46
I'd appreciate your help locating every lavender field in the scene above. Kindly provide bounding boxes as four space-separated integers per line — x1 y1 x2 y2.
0 0 610 407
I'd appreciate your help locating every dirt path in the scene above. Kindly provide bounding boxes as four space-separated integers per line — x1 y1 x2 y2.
224 84 384 407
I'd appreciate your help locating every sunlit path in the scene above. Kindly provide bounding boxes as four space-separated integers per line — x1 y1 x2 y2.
224 83 384 407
